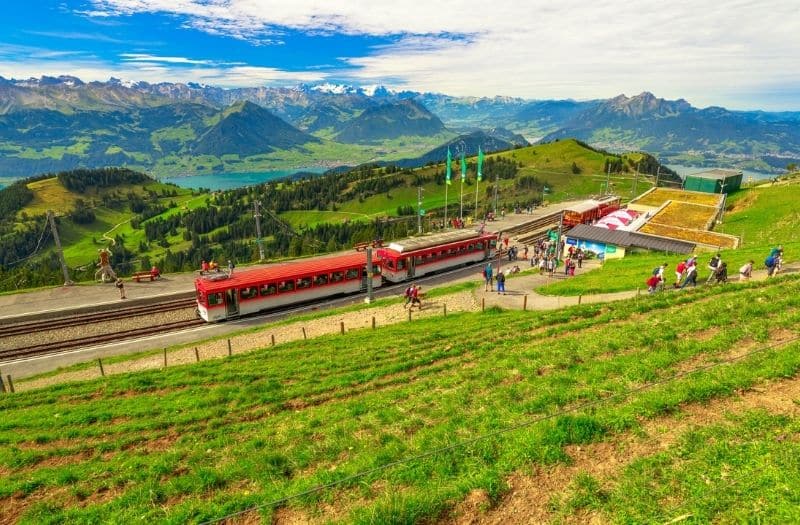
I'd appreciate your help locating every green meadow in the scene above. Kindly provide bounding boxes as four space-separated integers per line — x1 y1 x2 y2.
3 275 800 523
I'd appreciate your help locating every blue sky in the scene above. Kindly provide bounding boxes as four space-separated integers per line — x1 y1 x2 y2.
1 0 799 110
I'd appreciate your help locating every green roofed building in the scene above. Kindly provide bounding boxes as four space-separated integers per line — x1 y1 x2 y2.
683 169 743 194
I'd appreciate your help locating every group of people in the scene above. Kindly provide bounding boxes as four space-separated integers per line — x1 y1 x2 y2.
647 245 785 293
200 259 236 275
403 284 423 309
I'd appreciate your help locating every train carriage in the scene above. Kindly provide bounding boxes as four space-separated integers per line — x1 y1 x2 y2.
377 230 498 283
562 196 621 227
195 253 382 322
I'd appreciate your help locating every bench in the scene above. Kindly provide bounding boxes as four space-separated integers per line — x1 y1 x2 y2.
132 272 158 282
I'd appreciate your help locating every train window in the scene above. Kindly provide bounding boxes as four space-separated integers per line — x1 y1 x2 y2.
476 242 484 250
345 268 359 280
314 274 329 286
448 248 457 255
260 283 277 296
490 239 497 248
240 287 258 300
383 259 395 270
468 243 475 251
373 266 381 275
331 271 344 283
208 292 223 305
278 280 295 293
297 277 312 289
458 245 467 253
397 259 406 270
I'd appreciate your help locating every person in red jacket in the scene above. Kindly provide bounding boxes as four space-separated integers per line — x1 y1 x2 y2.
674 259 687 288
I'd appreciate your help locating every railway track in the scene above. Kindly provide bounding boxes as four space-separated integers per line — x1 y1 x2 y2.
0 318 206 361
0 298 196 338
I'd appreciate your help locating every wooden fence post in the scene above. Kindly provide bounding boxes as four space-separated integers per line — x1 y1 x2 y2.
443 304 447 317
340 321 345 335
302 327 307 340
6 375 14 393
227 339 232 356
371 316 376 330
523 295 528 311
578 294 582 305
408 309 412 321
482 297 485 312
194 347 200 362
271 334 276 346
163 348 168 368
98 359 105 377
0 371 6 393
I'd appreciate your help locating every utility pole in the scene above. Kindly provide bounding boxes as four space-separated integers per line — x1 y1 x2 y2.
493 171 499 214
417 186 423 234
605 160 611 195
47 210 72 286
365 247 374 303
556 210 564 261
253 200 265 261
655 165 661 188
631 162 640 198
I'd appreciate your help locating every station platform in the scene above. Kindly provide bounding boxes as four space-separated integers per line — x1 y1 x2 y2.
0 274 197 323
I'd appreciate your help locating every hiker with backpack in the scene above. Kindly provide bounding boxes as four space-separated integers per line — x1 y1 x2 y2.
706 254 721 283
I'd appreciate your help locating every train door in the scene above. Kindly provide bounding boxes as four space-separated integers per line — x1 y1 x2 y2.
407 257 415 279
225 288 240 317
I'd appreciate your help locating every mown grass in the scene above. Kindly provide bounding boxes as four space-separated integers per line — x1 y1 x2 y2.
2 275 800 523
555 410 800 522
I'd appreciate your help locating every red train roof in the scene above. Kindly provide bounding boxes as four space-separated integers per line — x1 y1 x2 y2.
195 252 377 293
379 231 497 258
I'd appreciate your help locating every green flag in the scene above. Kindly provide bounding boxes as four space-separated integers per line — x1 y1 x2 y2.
446 147 452 185
460 152 466 182
477 146 483 182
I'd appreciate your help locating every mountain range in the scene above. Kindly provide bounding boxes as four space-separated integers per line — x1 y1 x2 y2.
1 75 799 178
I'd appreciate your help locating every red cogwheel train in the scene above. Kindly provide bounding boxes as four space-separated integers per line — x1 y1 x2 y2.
195 230 498 322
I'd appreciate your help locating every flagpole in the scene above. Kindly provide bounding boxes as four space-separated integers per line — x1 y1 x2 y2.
444 147 451 229
475 147 481 220
444 177 448 228
460 178 464 221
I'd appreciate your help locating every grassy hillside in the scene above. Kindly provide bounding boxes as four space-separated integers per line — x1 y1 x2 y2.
2 275 800 523
14 176 206 270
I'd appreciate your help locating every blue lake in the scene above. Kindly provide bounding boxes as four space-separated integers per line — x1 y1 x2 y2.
161 168 328 191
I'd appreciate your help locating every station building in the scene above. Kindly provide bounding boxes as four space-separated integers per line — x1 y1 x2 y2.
683 169 743 194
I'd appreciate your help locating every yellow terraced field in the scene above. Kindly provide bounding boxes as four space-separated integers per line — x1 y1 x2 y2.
633 188 723 208
649 201 717 230
639 222 738 249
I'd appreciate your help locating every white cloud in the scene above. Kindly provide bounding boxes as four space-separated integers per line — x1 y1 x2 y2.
46 0 800 108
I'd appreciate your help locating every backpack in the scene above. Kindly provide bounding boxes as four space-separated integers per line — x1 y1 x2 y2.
765 256 775 268
404 286 412 297
652 267 660 276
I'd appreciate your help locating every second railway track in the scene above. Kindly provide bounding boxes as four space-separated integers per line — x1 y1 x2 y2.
0 318 205 361
0 298 196 339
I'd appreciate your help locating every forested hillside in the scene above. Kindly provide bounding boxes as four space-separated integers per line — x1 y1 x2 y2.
0 140 673 292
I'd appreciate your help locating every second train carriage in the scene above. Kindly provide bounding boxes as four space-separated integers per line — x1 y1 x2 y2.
195 253 382 322
377 230 498 282
562 196 621 228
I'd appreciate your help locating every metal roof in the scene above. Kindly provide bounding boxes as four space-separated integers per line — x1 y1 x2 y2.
195 252 375 293
686 169 742 181
386 230 484 253
566 224 695 254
